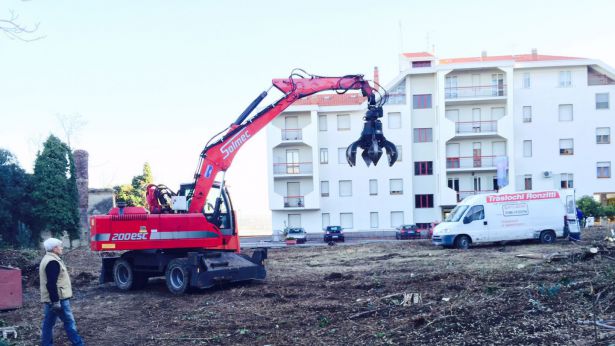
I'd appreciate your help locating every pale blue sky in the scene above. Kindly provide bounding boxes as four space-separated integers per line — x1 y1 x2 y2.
1 0 614 223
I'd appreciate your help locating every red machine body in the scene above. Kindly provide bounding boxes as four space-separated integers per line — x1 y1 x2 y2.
90 73 378 253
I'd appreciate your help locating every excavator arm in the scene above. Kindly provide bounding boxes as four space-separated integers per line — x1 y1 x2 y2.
148 70 398 215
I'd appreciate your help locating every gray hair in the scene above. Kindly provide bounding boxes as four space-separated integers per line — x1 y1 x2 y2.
43 238 63 251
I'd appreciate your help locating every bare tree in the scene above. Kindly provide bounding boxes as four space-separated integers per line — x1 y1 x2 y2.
56 113 88 149
1 4 44 42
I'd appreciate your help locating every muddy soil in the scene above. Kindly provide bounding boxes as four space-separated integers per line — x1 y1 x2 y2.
2 228 615 345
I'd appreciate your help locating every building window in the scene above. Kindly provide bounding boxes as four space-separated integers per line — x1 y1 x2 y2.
558 104 573 122
596 93 610 109
412 61 431 68
288 214 301 227
337 148 346 164
322 213 330 229
522 72 531 89
413 94 432 109
369 179 378 195
388 112 401 129
523 140 532 158
390 211 404 228
415 194 434 208
319 148 328 164
524 174 532 191
560 173 574 188
337 114 350 131
340 213 353 229
559 139 574 155
320 181 329 197
339 180 352 197
370 212 379 228
390 179 403 195
597 127 611 144
396 145 402 162
559 71 572 87
523 106 532 123
597 162 611 178
388 80 406 105
318 114 327 131
413 128 433 142
414 161 433 175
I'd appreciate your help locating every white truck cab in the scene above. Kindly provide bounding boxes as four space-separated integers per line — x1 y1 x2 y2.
432 190 579 249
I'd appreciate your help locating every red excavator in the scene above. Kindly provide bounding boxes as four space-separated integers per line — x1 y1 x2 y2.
90 69 397 294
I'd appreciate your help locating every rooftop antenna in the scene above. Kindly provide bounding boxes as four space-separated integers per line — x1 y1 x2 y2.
398 20 403 53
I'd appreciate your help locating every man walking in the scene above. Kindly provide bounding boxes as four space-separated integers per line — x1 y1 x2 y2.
39 238 84 346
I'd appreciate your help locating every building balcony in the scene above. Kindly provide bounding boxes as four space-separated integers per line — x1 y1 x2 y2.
455 121 497 134
284 195 304 208
281 128 303 141
445 85 507 105
273 162 313 177
457 190 497 202
446 156 499 171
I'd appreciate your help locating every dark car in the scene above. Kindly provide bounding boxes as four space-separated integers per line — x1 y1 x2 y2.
395 224 420 240
324 226 345 242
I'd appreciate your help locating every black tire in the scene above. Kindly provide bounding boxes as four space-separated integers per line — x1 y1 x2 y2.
396 234 400 240
113 259 140 291
165 259 191 295
455 235 471 250
540 230 556 244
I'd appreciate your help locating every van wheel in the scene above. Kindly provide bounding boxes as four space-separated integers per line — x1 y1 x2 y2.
455 235 471 250
540 230 556 244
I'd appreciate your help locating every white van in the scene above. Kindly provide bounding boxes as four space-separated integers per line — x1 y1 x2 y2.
432 190 579 249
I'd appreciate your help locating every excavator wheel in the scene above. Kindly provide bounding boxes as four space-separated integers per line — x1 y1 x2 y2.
113 259 147 290
165 258 192 295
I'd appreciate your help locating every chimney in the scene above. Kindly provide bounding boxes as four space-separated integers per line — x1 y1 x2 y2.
531 48 538 59
481 51 488 59
373 66 380 87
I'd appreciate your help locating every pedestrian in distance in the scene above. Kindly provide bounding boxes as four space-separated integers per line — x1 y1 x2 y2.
39 238 84 346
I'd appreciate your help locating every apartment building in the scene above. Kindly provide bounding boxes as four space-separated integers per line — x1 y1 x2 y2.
266 50 615 233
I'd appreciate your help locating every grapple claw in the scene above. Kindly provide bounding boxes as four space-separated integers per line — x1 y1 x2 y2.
345 99 398 167
381 139 398 167
346 140 360 167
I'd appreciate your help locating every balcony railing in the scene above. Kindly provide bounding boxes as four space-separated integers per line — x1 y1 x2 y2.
273 162 313 175
457 190 497 202
281 128 302 141
455 121 497 134
446 156 497 169
284 195 304 208
445 85 507 99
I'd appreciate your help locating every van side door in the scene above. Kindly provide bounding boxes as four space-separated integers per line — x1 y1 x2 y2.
463 205 488 242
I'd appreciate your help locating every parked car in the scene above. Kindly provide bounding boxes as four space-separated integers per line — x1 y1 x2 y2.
286 227 307 244
396 224 420 240
324 226 344 242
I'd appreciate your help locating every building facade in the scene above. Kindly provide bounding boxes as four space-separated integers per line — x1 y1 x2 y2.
267 51 615 233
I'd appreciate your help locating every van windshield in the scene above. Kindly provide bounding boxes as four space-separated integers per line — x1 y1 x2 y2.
445 205 469 222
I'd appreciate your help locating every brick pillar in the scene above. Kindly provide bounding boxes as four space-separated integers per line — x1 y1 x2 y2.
73 150 89 244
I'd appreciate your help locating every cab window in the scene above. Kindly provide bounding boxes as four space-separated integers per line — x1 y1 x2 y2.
205 186 234 235
465 205 485 222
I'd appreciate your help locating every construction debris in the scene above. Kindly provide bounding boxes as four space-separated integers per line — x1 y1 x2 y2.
2 227 615 345
0 327 17 339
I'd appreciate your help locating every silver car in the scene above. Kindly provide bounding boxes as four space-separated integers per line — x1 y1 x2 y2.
286 228 307 244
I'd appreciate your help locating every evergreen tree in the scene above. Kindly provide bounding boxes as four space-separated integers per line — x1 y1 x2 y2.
0 149 33 247
114 162 154 207
31 135 80 243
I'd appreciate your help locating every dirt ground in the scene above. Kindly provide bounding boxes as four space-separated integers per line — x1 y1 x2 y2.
2 229 615 345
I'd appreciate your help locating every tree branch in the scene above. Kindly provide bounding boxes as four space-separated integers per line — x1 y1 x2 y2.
0 9 45 42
